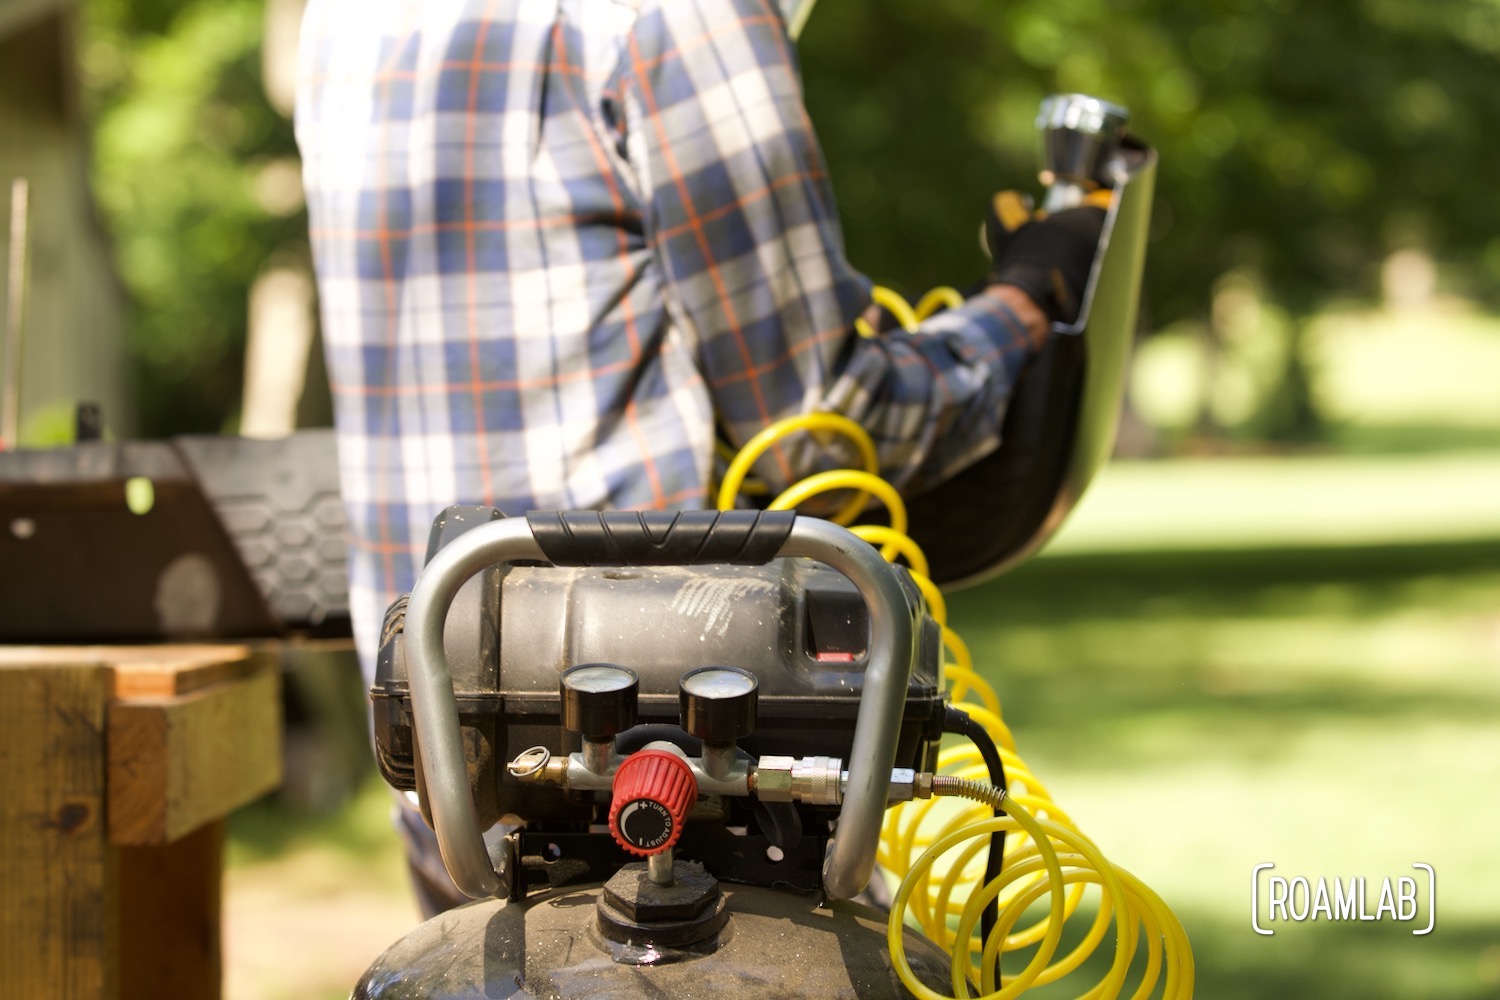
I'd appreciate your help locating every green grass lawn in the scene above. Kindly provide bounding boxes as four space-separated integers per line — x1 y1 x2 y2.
227 450 1500 999
942 455 1500 998
1049 451 1500 554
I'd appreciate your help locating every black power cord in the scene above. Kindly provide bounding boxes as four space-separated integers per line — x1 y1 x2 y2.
943 705 1009 985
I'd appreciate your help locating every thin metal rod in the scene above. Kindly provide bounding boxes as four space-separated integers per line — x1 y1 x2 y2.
648 850 675 887
2 178 30 447
779 519 916 900
405 517 546 898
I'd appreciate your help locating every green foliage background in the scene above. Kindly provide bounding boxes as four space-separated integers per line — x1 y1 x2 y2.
84 0 303 436
801 0 1500 319
81 0 1500 437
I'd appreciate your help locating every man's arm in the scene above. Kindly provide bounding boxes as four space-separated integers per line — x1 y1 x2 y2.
623 0 1059 493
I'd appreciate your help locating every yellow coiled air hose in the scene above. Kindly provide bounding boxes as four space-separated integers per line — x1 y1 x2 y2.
716 287 1194 999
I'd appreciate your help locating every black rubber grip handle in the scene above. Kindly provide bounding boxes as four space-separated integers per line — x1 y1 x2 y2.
526 510 796 567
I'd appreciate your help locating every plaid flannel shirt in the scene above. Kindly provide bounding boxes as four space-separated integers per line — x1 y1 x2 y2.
296 0 1037 672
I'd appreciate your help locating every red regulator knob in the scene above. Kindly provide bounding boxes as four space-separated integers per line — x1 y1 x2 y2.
608 749 698 856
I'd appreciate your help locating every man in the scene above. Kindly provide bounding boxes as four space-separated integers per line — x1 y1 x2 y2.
296 0 1101 914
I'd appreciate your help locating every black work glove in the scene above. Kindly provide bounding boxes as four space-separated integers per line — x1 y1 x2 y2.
984 195 1107 325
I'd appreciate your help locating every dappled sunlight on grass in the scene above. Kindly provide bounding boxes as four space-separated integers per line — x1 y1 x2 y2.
1049 453 1500 553
226 778 415 1000
1130 303 1500 455
949 506 1500 998
1310 307 1500 434
1012 908 1500 1000
228 768 408 869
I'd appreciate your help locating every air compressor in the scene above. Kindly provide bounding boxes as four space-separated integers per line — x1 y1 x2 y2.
354 93 1186 998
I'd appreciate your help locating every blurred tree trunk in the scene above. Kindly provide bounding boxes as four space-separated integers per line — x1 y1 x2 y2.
1257 319 1324 444
1193 320 1225 445
0 4 129 444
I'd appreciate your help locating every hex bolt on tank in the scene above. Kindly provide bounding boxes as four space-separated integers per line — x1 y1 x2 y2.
597 859 729 949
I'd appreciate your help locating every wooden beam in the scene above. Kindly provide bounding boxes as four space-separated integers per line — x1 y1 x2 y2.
107 644 257 699
117 820 224 1000
108 667 281 845
2 643 280 997
0 657 118 996
0 644 256 698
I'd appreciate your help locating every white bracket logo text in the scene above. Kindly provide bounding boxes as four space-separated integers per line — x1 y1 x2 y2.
1252 863 1435 936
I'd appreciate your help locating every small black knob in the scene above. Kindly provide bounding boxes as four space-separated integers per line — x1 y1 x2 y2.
560 663 638 739
679 666 759 745
75 402 103 443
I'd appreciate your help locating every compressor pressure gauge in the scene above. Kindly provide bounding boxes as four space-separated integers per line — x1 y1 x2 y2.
679 666 759 744
560 663 638 739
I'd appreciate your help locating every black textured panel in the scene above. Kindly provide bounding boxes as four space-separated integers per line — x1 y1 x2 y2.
0 441 280 640
526 509 795 567
175 430 350 633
